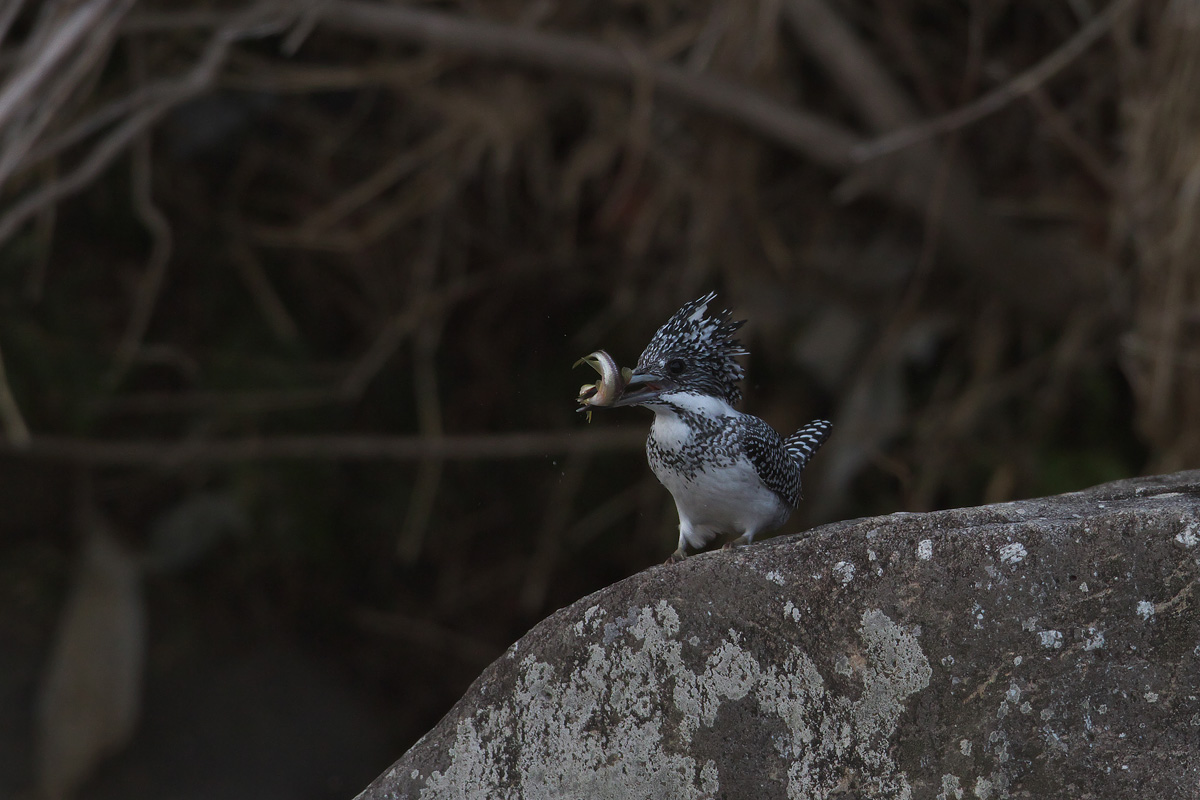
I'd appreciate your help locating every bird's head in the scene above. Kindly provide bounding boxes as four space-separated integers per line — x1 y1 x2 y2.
611 292 748 409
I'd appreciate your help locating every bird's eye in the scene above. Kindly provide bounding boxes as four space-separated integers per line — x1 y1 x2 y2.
665 359 686 375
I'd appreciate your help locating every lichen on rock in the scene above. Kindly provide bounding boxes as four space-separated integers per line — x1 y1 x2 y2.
359 471 1200 800
409 600 929 799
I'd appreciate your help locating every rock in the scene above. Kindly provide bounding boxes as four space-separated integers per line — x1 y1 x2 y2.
357 472 1200 799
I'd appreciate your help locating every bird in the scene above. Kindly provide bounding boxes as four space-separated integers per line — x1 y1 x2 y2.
609 292 831 563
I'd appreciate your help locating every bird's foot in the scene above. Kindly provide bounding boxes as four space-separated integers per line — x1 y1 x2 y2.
665 548 687 565
721 535 751 552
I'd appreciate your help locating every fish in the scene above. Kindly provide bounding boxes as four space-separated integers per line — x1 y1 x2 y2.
573 350 632 422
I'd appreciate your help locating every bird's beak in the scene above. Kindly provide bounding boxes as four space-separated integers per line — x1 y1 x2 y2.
610 372 673 407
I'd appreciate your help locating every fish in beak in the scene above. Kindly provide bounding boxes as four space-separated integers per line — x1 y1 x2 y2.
574 350 633 421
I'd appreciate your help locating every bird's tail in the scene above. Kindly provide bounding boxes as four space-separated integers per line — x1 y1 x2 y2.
784 419 832 470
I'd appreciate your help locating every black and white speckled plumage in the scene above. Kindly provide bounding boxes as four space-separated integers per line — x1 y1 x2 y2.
784 420 832 473
649 410 819 506
620 294 832 559
636 292 748 405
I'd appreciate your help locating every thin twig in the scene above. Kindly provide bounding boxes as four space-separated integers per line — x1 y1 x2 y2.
339 260 555 400
230 242 301 345
853 0 1138 161
295 134 450 234
26 66 206 167
219 58 445 94
0 342 31 446
781 0 919 132
398 219 447 564
1026 86 1115 191
24 168 57 302
398 456 444 563
0 0 126 129
106 124 173 389
0 429 648 465
251 173 455 251
0 104 159 247
0 0 133 189
280 0 327 55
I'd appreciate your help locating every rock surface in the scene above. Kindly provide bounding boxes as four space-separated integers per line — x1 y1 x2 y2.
358 472 1200 799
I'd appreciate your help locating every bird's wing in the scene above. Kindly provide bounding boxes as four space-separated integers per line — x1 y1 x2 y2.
739 416 802 508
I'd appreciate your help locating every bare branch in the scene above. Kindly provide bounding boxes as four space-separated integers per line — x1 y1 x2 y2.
853 0 1139 162
106 130 173 389
0 0 134 188
339 261 555 400
780 0 1112 322
305 1 1109 322
1026 86 1115 191
0 104 157 247
317 1 857 169
0 3 296 249
397 220 447 564
0 430 648 466
0 0 128 128
91 387 339 416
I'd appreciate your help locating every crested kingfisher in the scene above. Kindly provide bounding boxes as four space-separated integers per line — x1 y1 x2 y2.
609 293 831 563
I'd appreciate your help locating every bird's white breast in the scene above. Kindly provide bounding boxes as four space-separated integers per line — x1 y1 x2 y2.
648 392 737 448
647 394 791 547
657 457 790 546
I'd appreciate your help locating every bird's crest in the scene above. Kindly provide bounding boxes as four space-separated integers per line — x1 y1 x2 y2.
637 292 748 403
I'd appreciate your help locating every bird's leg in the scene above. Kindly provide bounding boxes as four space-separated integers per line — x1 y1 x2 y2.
666 523 692 564
721 532 754 551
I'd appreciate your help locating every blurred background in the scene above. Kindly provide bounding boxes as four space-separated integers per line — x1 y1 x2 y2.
0 0 1195 797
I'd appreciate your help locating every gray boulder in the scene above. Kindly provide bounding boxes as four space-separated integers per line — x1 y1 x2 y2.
358 472 1200 799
